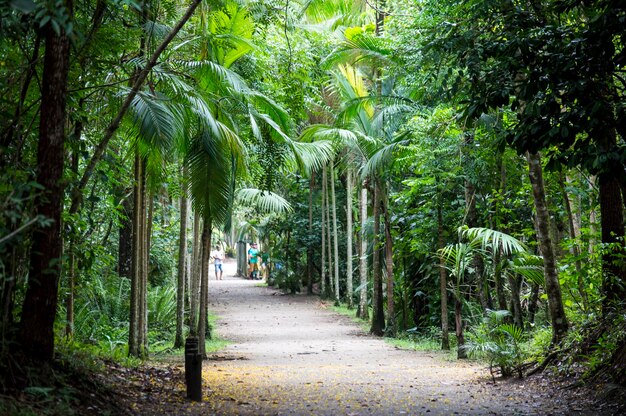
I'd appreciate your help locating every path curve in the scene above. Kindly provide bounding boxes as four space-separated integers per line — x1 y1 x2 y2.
191 259 593 415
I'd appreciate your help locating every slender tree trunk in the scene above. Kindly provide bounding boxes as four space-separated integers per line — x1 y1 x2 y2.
18 10 71 361
141 190 153 354
330 164 340 304
198 220 211 357
437 206 450 350
589 175 598 255
357 185 369 320
307 174 314 295
321 167 327 297
118 193 133 277
65 249 75 338
129 154 144 357
508 274 524 329
493 247 508 311
370 181 385 335
527 151 568 345
326 169 333 299
455 297 466 359
189 212 201 336
381 190 395 336
346 168 353 308
174 172 188 349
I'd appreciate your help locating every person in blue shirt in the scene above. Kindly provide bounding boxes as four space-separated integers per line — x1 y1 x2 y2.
247 242 259 279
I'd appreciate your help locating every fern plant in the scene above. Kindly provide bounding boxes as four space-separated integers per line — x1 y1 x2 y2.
465 309 527 380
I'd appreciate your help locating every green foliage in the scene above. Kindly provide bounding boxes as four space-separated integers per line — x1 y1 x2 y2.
466 310 527 379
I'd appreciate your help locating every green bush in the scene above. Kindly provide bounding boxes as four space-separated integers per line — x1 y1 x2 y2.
465 309 527 379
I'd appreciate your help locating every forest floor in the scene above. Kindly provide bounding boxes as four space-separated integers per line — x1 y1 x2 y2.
121 258 622 415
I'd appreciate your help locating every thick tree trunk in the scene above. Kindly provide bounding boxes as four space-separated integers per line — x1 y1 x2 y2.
346 169 354 308
174 177 188 349
330 164 340 304
370 181 385 336
357 186 369 320
599 172 626 313
437 206 450 350
18 15 71 361
527 151 568 345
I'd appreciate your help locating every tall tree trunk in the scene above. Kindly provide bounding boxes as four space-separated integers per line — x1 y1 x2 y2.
357 185 369 320
64 120 83 338
198 220 212 357
326 168 333 299
345 168 354 308
118 193 133 277
588 175 598 255
141 190 153 354
330 164 340 304
174 172 188 349
321 167 327 297
437 206 450 350
189 212 201 336
381 189 395 336
307 174 314 295
18 9 71 361
129 154 144 357
599 172 626 313
370 181 385 336
527 151 568 345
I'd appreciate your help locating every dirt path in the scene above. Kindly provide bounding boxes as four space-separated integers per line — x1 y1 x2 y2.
153 260 606 415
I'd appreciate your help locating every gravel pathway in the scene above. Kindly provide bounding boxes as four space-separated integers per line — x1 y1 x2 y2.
181 260 603 415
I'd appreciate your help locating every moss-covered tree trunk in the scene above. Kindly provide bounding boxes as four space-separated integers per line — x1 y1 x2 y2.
527 151 568 345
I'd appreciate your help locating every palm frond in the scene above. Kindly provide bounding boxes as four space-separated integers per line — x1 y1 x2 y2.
187 129 233 225
322 34 395 69
236 188 293 213
509 253 545 287
128 89 184 158
462 227 527 256
359 136 409 179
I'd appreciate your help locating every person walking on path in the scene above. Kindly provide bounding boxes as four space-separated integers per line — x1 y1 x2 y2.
247 242 259 279
211 244 225 280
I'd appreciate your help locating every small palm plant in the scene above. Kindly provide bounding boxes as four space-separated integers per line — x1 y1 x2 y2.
465 309 527 380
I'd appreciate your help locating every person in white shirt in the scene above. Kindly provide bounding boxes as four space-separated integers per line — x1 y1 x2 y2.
211 244 225 280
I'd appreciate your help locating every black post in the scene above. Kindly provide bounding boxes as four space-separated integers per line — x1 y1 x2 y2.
185 336 202 401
